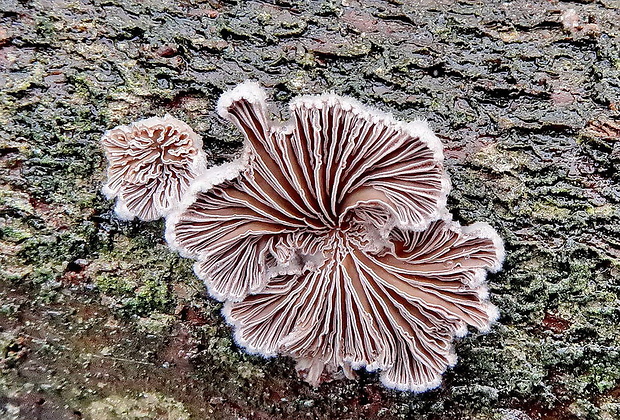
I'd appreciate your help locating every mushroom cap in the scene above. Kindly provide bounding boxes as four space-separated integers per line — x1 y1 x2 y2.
165 82 504 391
223 219 503 392
101 114 208 221
167 82 451 301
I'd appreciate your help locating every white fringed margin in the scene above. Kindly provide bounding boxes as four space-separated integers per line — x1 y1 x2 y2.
461 221 506 272
448 219 504 334
112 199 135 221
217 80 268 120
164 157 248 258
380 372 443 394
221 300 280 359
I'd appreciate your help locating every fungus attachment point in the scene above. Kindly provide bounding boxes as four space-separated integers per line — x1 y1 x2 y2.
165 82 504 392
101 114 208 221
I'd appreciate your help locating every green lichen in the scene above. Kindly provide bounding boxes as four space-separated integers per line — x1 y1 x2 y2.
85 393 191 420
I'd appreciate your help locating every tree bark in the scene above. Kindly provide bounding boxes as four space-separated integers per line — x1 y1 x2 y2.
1 0 619 419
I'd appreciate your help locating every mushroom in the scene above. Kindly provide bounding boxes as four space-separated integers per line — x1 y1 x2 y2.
166 81 451 300
224 219 502 391
101 114 208 221
165 82 504 391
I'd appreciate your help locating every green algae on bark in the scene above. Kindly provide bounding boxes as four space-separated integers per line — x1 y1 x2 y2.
1 0 619 419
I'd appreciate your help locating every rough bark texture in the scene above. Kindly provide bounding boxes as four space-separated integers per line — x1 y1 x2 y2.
1 0 619 419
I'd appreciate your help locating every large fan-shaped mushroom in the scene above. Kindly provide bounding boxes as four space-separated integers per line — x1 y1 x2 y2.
165 82 504 391
167 82 451 300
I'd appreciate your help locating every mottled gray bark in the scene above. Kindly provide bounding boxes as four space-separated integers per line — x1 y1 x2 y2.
1 0 619 419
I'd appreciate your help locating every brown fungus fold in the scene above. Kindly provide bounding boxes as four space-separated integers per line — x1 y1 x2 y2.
166 82 452 300
102 114 208 221
224 220 502 391
164 82 504 392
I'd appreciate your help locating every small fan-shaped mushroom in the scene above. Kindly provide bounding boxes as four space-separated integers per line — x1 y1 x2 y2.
166 82 504 391
102 114 208 221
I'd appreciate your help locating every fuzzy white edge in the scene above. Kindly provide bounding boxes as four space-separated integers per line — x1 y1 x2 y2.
221 300 279 359
216 81 267 120
422 218 503 395
379 372 443 393
195 260 246 303
460 221 506 272
449 220 503 335
289 93 445 162
164 157 248 258
113 199 135 221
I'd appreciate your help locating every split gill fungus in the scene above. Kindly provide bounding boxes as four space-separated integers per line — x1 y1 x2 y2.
102 114 208 221
101 81 504 393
